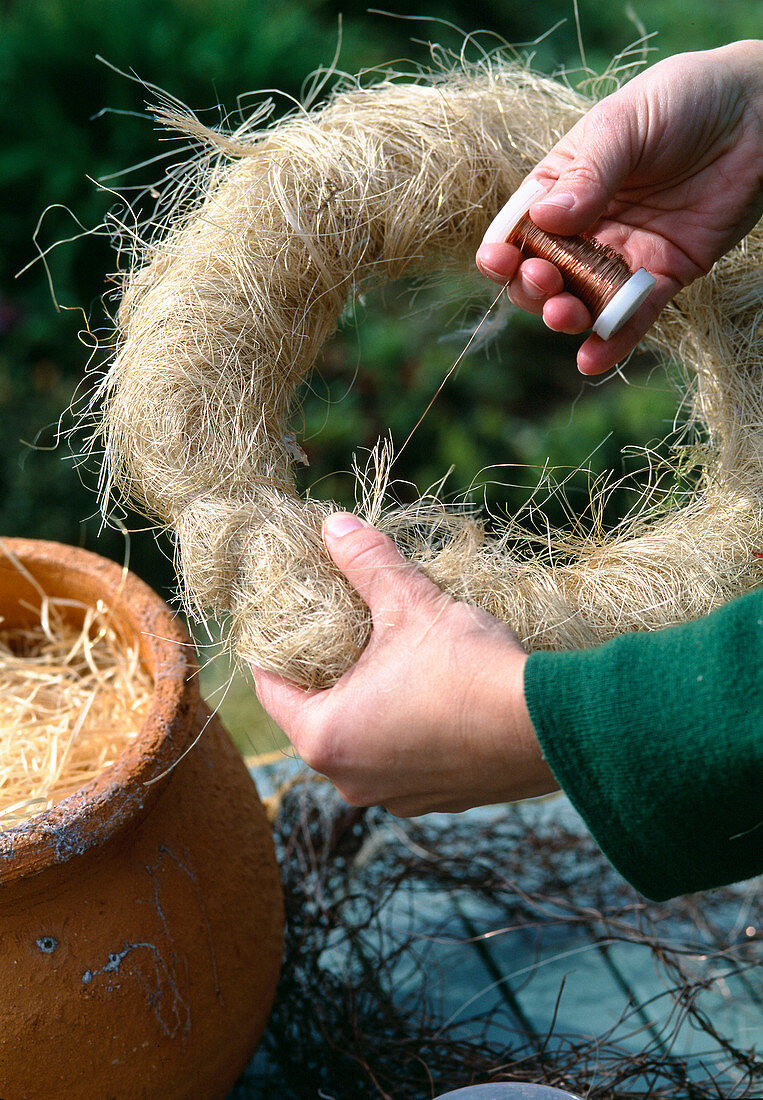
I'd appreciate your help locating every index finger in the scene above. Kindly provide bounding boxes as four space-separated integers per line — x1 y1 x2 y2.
252 664 320 731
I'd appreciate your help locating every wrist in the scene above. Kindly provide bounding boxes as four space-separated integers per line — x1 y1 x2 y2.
477 642 558 802
510 651 558 799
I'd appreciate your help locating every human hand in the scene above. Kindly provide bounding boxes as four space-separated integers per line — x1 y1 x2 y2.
252 513 557 816
476 40 763 375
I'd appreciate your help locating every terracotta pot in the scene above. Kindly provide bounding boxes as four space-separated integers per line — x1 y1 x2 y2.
0 539 284 1100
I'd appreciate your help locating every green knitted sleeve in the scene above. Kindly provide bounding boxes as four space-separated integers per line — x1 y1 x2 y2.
524 588 763 901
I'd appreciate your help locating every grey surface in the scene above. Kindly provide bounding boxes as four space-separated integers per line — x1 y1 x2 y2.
434 1085 583 1099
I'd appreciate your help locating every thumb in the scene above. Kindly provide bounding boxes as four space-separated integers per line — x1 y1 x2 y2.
322 512 442 617
528 104 636 236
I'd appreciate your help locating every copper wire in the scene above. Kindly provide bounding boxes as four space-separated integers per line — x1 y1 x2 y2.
508 214 632 317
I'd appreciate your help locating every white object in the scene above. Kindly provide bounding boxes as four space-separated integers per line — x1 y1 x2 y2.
481 178 548 245
592 266 656 340
481 178 656 341
434 1085 584 1099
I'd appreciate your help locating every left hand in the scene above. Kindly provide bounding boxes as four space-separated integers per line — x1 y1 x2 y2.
252 512 557 816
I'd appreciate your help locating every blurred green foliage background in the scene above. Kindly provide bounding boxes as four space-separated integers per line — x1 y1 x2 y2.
1 1 757 749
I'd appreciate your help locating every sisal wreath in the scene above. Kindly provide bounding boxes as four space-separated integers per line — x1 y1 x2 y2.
98 60 763 688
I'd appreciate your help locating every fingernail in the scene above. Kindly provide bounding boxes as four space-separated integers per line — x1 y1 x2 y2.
522 275 545 300
324 512 363 539
475 255 505 281
534 191 576 211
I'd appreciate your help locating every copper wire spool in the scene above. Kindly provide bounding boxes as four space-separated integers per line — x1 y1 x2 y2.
509 213 634 318
482 179 656 339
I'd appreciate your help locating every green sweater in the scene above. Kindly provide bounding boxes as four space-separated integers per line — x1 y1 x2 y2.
524 588 763 901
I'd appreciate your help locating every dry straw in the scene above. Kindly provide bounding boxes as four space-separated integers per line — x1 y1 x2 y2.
0 553 153 830
96 57 763 687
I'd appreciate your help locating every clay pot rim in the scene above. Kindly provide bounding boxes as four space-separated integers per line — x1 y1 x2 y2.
0 538 199 884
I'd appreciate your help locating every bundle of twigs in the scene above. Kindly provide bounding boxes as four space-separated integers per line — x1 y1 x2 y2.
235 773 762 1099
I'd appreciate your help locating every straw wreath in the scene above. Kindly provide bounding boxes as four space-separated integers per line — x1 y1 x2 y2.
96 59 763 687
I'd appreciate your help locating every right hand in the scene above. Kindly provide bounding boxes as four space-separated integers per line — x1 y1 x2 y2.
476 40 763 374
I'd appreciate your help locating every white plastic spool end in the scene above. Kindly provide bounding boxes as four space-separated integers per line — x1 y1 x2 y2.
592 268 656 340
480 178 548 245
